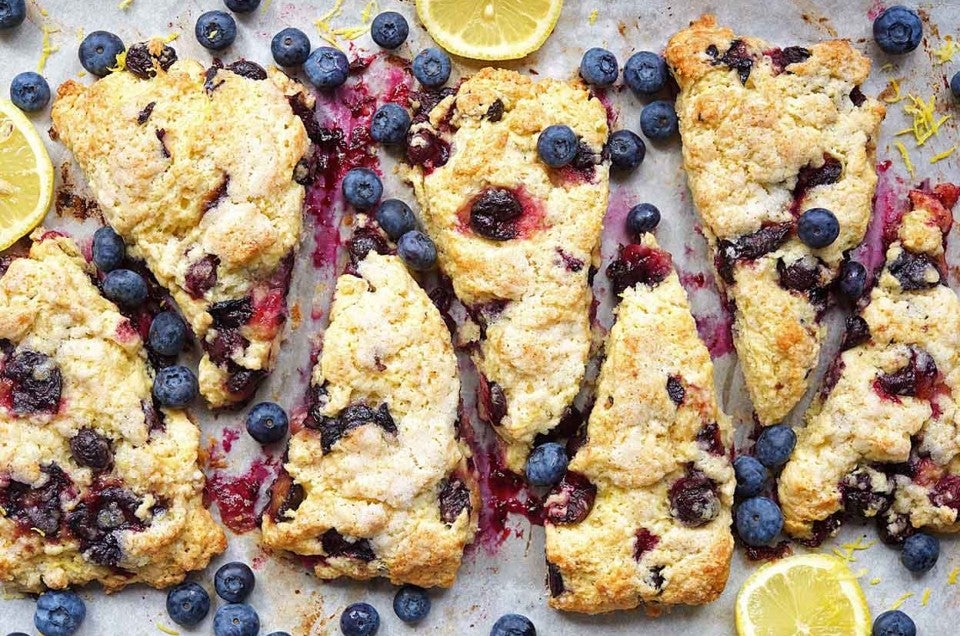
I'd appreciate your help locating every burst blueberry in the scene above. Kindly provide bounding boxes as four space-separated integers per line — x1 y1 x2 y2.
873 6 922 55
526 442 568 486
901 532 939 573
196 11 237 51
490 614 536 636
838 260 867 300
639 100 678 140
607 130 646 172
412 48 451 88
624 51 668 95
952 72 960 100
34 590 86 636
271 28 310 67
342 168 383 211
224 0 260 13
537 124 578 168
733 455 768 498
148 311 188 357
340 602 380 636
370 103 411 145
214 604 260 636
397 230 438 271
735 496 783 546
102 269 147 308
215 561 256 602
246 401 289 444
754 424 796 468
393 585 431 624
371 11 409 50
376 199 417 241
626 203 661 237
579 47 619 87
153 365 199 408
0 0 25 29
92 226 125 272
305 47 349 89
166 581 211 627
872 610 916 636
9 72 50 112
797 207 840 249
78 31 125 77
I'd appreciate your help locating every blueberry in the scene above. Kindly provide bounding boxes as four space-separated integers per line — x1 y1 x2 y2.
537 124 578 168
215 561 256 602
525 442 568 486
873 6 922 55
271 28 310 67
901 532 939 573
78 31 125 77
797 207 840 249
733 456 769 498
754 424 796 468
214 603 260 636
952 71 960 99
371 11 409 50
342 168 383 211
393 585 431 624
370 103 411 145
34 590 86 636
8 633 31 636
639 100 678 140
148 311 188 357
579 47 619 87
0 0 25 29
246 401 289 444
266 633 292 636
152 365 199 408
195 11 237 51
624 51 668 96
9 72 50 112
375 199 417 241
490 613 536 636
412 47 451 88
102 269 148 308
607 130 646 172
626 203 661 237
397 230 438 271
224 0 260 13
166 581 211 627
340 602 380 636
838 260 867 300
735 496 784 546
92 226 125 272
304 47 349 89
872 610 917 636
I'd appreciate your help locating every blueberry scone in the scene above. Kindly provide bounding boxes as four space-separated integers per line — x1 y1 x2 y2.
665 15 885 424
0 231 225 592
544 237 734 613
261 252 477 587
402 68 609 470
779 185 960 543
51 41 311 408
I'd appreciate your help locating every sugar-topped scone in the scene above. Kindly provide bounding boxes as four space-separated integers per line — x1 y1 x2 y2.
261 252 477 587
665 15 885 425
0 231 225 593
51 41 311 408
545 236 734 613
402 67 609 471
779 185 960 543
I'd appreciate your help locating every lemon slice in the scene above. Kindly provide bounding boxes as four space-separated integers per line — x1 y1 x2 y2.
0 99 54 250
736 554 871 636
415 0 564 61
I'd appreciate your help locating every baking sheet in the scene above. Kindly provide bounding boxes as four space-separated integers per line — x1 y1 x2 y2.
2 0 960 633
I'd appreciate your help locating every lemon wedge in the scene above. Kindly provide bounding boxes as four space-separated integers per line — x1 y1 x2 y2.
0 99 54 250
736 553 872 636
415 0 563 61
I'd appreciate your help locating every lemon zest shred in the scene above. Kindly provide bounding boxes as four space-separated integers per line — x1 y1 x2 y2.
156 624 179 636
891 592 914 610
589 9 599 25
832 547 855 562
870 577 882 585
882 78 906 104
162 32 180 43
895 141 915 176
360 0 378 23
921 588 931 607
40 8 48 17
948 567 959 585
902 94 952 147
118 0 134 9
880 62 894 72
37 26 61 73
318 0 346 24
931 147 956 163
332 25 370 40
854 568 868 578
31 527 46 537
110 48 128 73
933 36 958 64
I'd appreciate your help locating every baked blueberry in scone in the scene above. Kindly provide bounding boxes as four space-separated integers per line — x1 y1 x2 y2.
402 67 609 471
665 15 886 425
50 40 311 408
779 185 960 544
260 252 477 587
0 231 225 593
544 235 735 613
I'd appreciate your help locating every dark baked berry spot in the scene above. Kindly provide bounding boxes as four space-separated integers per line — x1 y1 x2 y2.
209 297 254 330
606 243 673 295
226 59 267 80
202 174 230 214
647 565 666 592
793 155 842 202
224 363 266 401
795 513 842 547
321 528 375 561
66 483 146 566
470 188 523 241
125 41 178 79
184 253 220 298
633 528 660 560
485 99 504 122
555 248 584 272
841 315 870 351
347 227 390 265
874 347 939 400
765 46 812 73
70 429 113 471
438 477 471 524
405 129 450 173
776 256 827 292
708 39 754 83
669 468 720 527
544 471 597 525
716 223 791 285
877 511 915 546
888 250 941 290
666 375 685 405
850 86 867 107
695 422 725 456
929 474 960 511
267 470 305 522
547 560 565 597
477 375 507 426
310 403 397 453
0 464 71 536
839 468 892 518
137 101 156 125
1 349 62 415
142 399 166 433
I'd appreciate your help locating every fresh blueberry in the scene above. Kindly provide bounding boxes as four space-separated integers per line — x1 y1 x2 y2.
526 442 568 486
412 47 451 88
639 100 678 140
148 311 188 357
607 130 646 172
838 260 867 300
873 6 922 55
266 633 292 636
397 230 438 271
376 199 417 241
872 610 917 636
195 11 237 51
271 28 310 67
370 103 411 145
340 602 380 636
152 365 199 408
624 51 668 96
9 72 50 112
901 532 939 573
797 207 840 249
733 456 769 498
952 71 960 99
166 581 211 627
215 561 256 603
393 585 430 624
305 46 349 89
8 633 31 636
102 269 148 308
579 47 619 87
92 226 125 272
342 168 383 211
0 0 26 29
735 496 784 546
34 590 86 636
537 124 578 168
371 11 409 50
213 603 260 636
78 31 125 77
626 203 660 237
490 613 536 636
224 0 260 13
754 424 796 468
246 401 289 444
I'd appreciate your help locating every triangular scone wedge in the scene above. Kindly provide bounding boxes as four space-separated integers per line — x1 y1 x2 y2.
0 231 225 593
545 236 734 613
665 15 885 424
261 253 477 587
780 186 960 543
51 41 310 408
402 68 609 471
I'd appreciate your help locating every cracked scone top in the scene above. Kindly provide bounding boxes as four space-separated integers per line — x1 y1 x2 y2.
261 252 477 587
0 231 225 593
665 15 885 425
780 186 960 543
50 41 311 408
402 67 609 471
545 236 734 613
